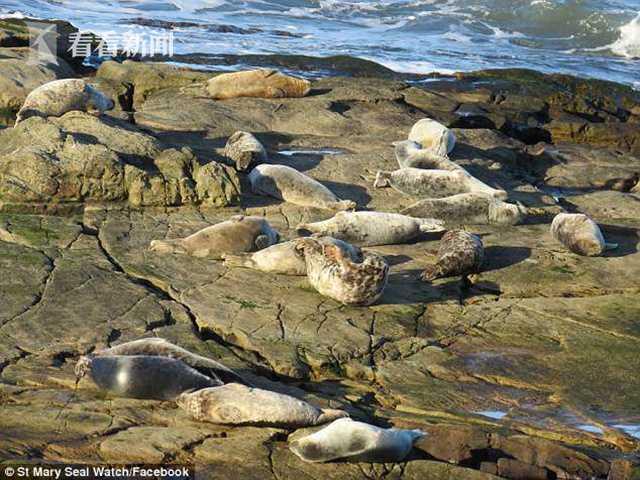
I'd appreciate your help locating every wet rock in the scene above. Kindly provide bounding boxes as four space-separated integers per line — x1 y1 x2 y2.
0 18 94 70
491 435 610 478
496 458 550 480
96 60 210 109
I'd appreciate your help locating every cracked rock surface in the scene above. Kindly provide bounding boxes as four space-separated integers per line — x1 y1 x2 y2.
1 59 639 479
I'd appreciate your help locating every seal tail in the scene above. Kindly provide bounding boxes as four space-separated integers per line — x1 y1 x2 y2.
222 253 256 269
420 264 441 283
374 171 391 188
333 200 357 211
149 239 185 254
316 408 349 425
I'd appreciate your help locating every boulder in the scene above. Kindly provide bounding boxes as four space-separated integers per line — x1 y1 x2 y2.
0 114 239 211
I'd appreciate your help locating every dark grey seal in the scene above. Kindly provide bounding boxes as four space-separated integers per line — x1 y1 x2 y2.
75 355 221 400
94 337 247 385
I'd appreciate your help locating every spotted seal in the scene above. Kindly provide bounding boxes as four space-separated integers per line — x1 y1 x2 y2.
223 236 363 276
295 237 389 306
421 230 484 282
374 167 507 199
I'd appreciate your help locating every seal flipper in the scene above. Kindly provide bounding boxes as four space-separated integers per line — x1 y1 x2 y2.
223 253 256 269
373 171 391 188
149 239 186 254
418 218 446 233
420 264 441 282
316 408 349 425
254 234 271 250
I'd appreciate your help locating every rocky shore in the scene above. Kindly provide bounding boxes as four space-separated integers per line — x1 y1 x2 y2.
1 18 639 479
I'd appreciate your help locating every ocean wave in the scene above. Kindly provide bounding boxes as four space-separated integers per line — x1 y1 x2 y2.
609 13 640 58
0 0 638 86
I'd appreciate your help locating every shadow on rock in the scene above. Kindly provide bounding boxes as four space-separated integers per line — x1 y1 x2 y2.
382 269 498 306
482 246 532 272
601 224 639 258
321 180 372 209
384 254 413 267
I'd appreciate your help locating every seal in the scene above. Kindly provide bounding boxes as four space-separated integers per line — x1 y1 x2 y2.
402 193 526 226
16 79 114 124
295 237 389 306
374 168 507 199
149 215 280 259
224 131 268 172
176 383 348 428
289 418 426 463
408 118 456 155
207 69 311 100
394 140 456 170
297 211 445 246
223 236 363 276
550 213 617 256
74 355 221 400
248 164 356 211
94 338 247 385
421 230 484 282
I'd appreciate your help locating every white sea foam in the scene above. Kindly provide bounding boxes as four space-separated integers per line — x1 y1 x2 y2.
366 58 456 75
609 13 640 58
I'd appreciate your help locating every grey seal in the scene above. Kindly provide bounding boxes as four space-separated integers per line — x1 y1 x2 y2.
16 79 114 124
223 236 363 276
249 164 356 211
297 211 445 247
176 383 347 428
74 355 221 400
408 118 456 155
207 69 311 100
374 167 507 199
149 215 280 259
94 337 247 385
289 418 426 463
394 140 456 170
224 131 268 172
550 213 617 256
402 193 526 226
